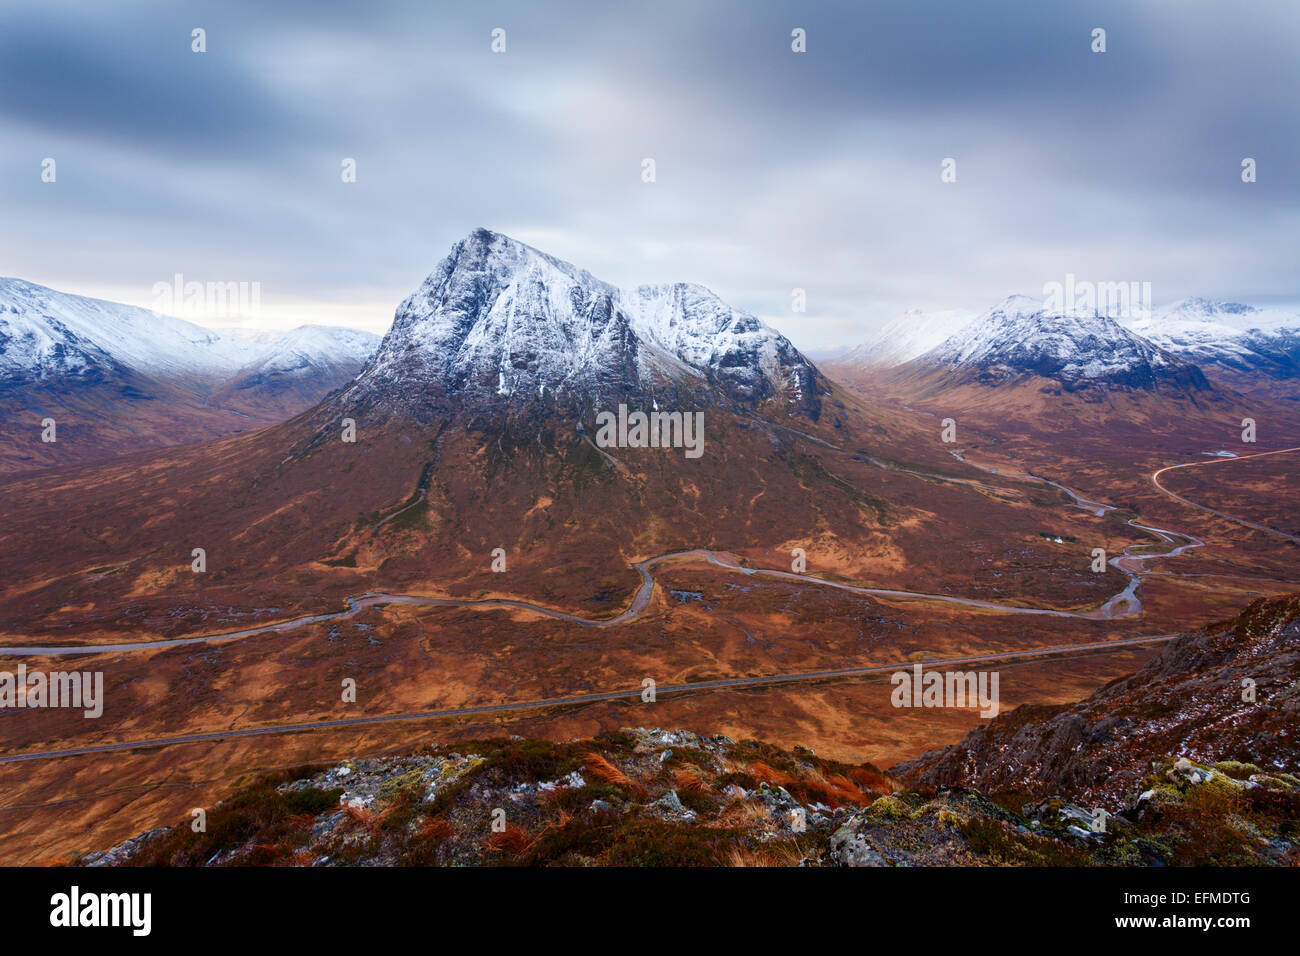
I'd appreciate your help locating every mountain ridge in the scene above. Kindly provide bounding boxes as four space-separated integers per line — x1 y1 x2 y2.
831 292 1300 390
917 297 1211 393
340 229 822 422
0 278 380 473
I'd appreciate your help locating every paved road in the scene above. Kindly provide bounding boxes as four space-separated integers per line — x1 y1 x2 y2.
954 458 1205 618
0 447 1283 765
0 467 1202 659
0 633 1175 765
1151 446 1300 544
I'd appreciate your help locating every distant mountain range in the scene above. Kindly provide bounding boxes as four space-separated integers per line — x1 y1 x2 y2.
830 293 1300 397
832 307 978 369
918 295 1210 393
0 230 1039 634
0 277 378 472
1126 297 1300 384
0 277 378 388
6 245 1299 480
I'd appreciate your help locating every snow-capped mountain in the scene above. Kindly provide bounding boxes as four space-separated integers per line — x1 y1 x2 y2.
214 325 380 407
0 278 381 473
345 229 820 415
1124 298 1300 378
0 278 379 389
213 326 291 346
914 295 1210 391
0 277 264 384
832 307 977 368
225 325 379 380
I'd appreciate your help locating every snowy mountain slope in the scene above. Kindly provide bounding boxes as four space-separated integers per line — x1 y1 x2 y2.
832 307 977 368
831 292 1300 389
1137 297 1300 336
0 280 382 473
626 281 816 403
214 326 380 408
0 305 126 386
212 327 289 346
228 325 379 378
345 228 820 414
1124 298 1300 378
914 295 1210 391
0 279 380 388
0 277 264 382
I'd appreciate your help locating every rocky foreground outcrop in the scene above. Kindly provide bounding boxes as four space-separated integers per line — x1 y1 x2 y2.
87 732 1298 867
894 595 1300 807
87 729 892 867
830 757 1297 866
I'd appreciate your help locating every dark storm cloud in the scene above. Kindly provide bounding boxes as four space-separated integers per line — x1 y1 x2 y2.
0 4 316 154
1 0 1297 346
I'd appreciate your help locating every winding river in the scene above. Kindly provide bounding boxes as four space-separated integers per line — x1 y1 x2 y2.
5 447 1283 659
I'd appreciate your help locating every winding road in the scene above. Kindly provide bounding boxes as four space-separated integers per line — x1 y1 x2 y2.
1151 446 1300 545
0 445 1292 766
3 449 1287 659
0 544 1182 658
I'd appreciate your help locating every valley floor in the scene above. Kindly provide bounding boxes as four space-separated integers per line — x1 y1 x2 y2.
1 403 1296 865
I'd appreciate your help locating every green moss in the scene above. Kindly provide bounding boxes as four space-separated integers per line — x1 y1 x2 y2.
377 768 426 804
866 794 913 823
1252 772 1300 791
957 817 1095 866
1212 761 1261 780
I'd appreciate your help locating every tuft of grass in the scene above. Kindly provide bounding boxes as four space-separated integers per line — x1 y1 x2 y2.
582 751 647 797
671 767 712 794
485 823 531 857
342 803 382 827
728 840 811 867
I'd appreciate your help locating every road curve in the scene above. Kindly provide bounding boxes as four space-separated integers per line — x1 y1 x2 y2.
0 549 1156 658
0 633 1176 765
955 459 1205 619
1151 446 1300 544
0 458 1227 658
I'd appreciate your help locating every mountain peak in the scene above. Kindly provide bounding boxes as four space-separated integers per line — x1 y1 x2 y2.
0 277 265 382
987 293 1045 316
343 233 820 417
920 300 1210 392
829 307 977 368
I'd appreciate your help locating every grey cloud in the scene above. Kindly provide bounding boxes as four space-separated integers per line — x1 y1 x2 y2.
1 0 1296 348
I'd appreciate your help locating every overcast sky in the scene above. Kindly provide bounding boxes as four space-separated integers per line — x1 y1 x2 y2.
2 0 1297 350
